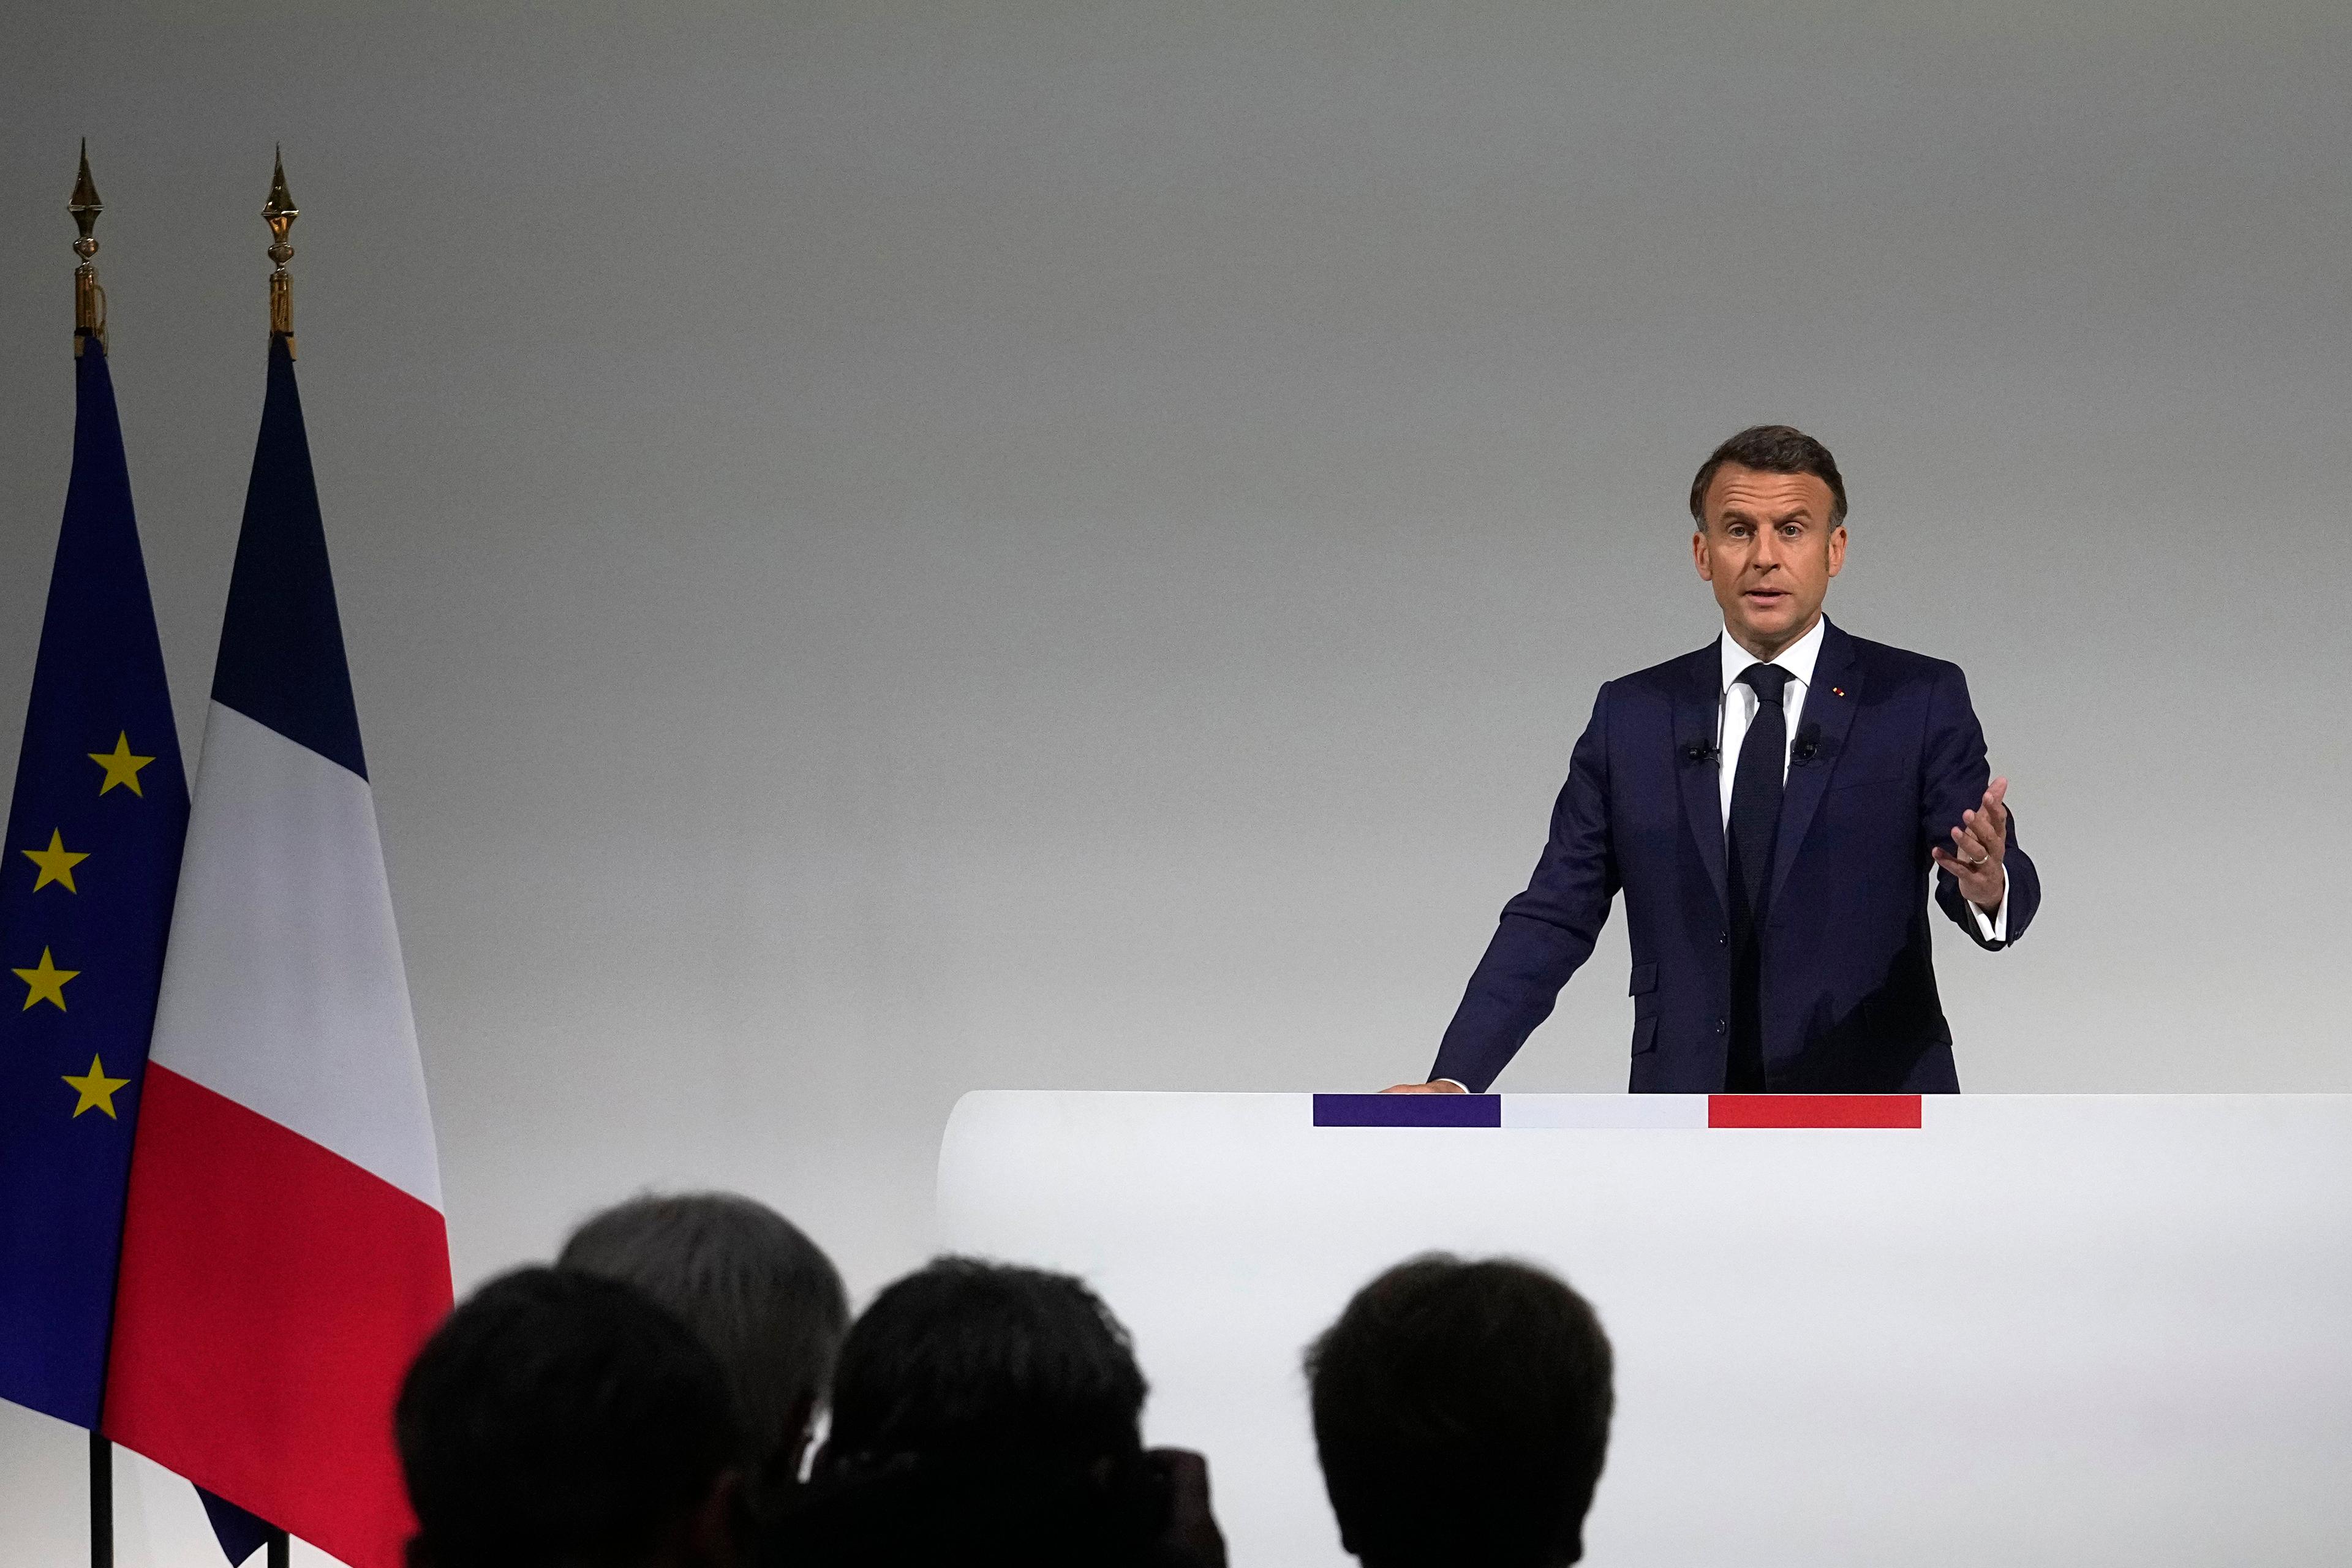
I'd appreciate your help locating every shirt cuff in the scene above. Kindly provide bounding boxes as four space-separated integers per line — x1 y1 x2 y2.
1968 881 2008 944
1438 1079 1471 1093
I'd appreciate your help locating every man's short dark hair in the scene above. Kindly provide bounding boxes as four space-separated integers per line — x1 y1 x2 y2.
822 1256 1147 1470
1688 424 1849 527
1306 1255 1614 1568
784 1258 1165 1567
396 1265 741 1568
558 1191 848 1510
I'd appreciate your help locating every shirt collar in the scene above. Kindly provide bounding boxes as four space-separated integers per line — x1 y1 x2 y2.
1719 613 1827 696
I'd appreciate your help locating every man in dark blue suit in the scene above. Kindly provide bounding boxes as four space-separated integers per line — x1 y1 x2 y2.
1392 426 2039 1096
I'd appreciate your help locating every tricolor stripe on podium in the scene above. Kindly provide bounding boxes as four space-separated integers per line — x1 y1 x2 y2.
1312 1094 1924 1129
104 336 451 1568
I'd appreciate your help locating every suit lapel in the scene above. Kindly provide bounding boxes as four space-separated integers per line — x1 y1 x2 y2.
1673 647 1729 920
1768 619 1863 910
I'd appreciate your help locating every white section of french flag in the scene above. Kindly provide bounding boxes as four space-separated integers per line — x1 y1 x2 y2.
141 704 440 1206
107 700 451 1568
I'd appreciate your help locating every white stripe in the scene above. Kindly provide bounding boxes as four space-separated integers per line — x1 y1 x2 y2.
1502 1093 1711 1129
148 703 442 1209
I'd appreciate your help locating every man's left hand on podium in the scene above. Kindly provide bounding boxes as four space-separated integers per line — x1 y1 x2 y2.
1932 776 2010 915
1379 1079 1468 1095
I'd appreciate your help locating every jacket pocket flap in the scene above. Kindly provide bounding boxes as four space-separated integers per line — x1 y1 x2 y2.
1628 962 1658 995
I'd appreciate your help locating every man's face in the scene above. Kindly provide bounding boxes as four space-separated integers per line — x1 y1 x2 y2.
1692 464 1846 656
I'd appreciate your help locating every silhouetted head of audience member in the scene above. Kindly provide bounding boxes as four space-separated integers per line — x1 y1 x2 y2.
559 1191 849 1515
1306 1255 1614 1568
826 1256 1145 1468
782 1256 1223 1568
397 1265 744 1568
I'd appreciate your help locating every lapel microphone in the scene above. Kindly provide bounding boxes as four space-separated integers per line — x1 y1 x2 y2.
1683 742 1719 765
1792 722 1822 764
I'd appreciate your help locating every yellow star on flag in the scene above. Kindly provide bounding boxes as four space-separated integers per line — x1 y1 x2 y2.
89 733 154 796
23 829 89 893
13 948 79 1011
62 1054 130 1119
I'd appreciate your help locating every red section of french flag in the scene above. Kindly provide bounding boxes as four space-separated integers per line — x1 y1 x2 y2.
104 1066 451 1568
1708 1094 1923 1128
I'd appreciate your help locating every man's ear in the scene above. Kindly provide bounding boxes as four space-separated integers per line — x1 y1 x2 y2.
1691 529 1714 581
1826 523 1847 578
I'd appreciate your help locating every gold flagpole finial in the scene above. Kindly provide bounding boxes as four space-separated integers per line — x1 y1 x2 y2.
69 139 106 355
263 145 299 356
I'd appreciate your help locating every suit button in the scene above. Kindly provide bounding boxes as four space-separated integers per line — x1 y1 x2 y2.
1717 931 1727 946
1714 1018 1726 1034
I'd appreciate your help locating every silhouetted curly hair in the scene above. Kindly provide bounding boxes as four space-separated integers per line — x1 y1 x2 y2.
822 1257 1147 1469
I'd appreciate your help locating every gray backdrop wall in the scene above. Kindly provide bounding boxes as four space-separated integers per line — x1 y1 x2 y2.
3 0 2348 1558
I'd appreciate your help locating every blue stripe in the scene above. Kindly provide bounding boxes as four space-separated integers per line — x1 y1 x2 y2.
1312 1093 1500 1128
209 336 368 780
200 1487 276 1564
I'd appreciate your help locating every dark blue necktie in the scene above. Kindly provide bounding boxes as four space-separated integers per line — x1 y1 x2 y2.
1725 662 1791 1091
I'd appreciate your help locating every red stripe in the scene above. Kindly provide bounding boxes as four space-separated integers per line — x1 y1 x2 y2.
104 1065 452 1568
1708 1094 1922 1128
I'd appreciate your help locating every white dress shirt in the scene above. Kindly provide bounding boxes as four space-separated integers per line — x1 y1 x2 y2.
1717 617 2004 941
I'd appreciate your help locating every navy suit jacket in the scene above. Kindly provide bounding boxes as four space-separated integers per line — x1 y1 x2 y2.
1430 619 2040 1094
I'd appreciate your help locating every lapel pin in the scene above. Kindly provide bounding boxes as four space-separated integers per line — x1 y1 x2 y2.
1831 687 1845 698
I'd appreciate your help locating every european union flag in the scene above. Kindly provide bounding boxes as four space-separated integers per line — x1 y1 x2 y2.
0 333 189 1428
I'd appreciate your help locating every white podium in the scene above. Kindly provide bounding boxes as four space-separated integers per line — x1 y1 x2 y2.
937 1092 2352 1568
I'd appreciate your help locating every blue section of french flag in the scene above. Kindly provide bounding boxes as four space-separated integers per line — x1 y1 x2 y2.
105 337 451 1568
206 341 368 782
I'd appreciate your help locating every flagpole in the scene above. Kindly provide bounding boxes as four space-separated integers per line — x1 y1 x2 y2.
263 147 296 357
70 143 119 1568
89 1431 113 1568
70 139 105 355
262 150 299 1568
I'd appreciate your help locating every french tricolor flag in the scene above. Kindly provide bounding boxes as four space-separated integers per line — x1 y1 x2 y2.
104 335 451 1568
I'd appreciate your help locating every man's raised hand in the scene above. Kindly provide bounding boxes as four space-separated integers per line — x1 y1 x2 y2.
1931 775 2009 914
